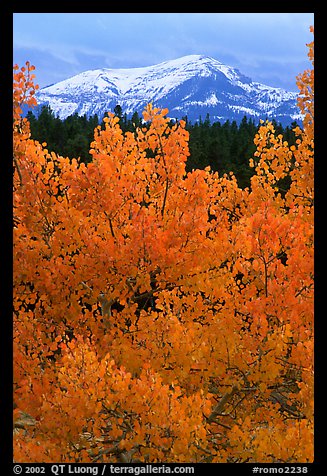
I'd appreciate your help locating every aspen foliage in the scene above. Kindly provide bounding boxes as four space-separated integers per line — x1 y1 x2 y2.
13 30 313 463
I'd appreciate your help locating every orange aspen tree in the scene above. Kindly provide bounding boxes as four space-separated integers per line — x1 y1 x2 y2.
13 30 313 463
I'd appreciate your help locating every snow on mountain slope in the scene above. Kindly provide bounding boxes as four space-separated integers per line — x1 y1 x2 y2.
36 54 301 125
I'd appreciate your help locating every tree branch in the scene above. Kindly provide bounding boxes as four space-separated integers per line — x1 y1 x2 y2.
207 385 239 422
161 177 169 218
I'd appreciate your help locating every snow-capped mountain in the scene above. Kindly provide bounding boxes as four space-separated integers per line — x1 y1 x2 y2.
35 55 301 125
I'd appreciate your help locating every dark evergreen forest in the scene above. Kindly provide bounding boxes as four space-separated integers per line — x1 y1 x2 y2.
27 105 298 190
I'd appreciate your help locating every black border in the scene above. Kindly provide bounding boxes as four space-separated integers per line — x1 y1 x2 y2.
2 4 323 474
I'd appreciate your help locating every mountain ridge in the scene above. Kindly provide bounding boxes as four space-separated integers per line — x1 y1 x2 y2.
35 54 302 125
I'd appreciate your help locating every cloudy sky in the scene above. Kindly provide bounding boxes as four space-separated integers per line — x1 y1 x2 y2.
13 13 314 91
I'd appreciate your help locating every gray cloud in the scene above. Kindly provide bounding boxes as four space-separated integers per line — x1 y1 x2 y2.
13 13 314 91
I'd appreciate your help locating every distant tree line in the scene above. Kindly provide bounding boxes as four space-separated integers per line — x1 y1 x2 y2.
27 105 298 189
